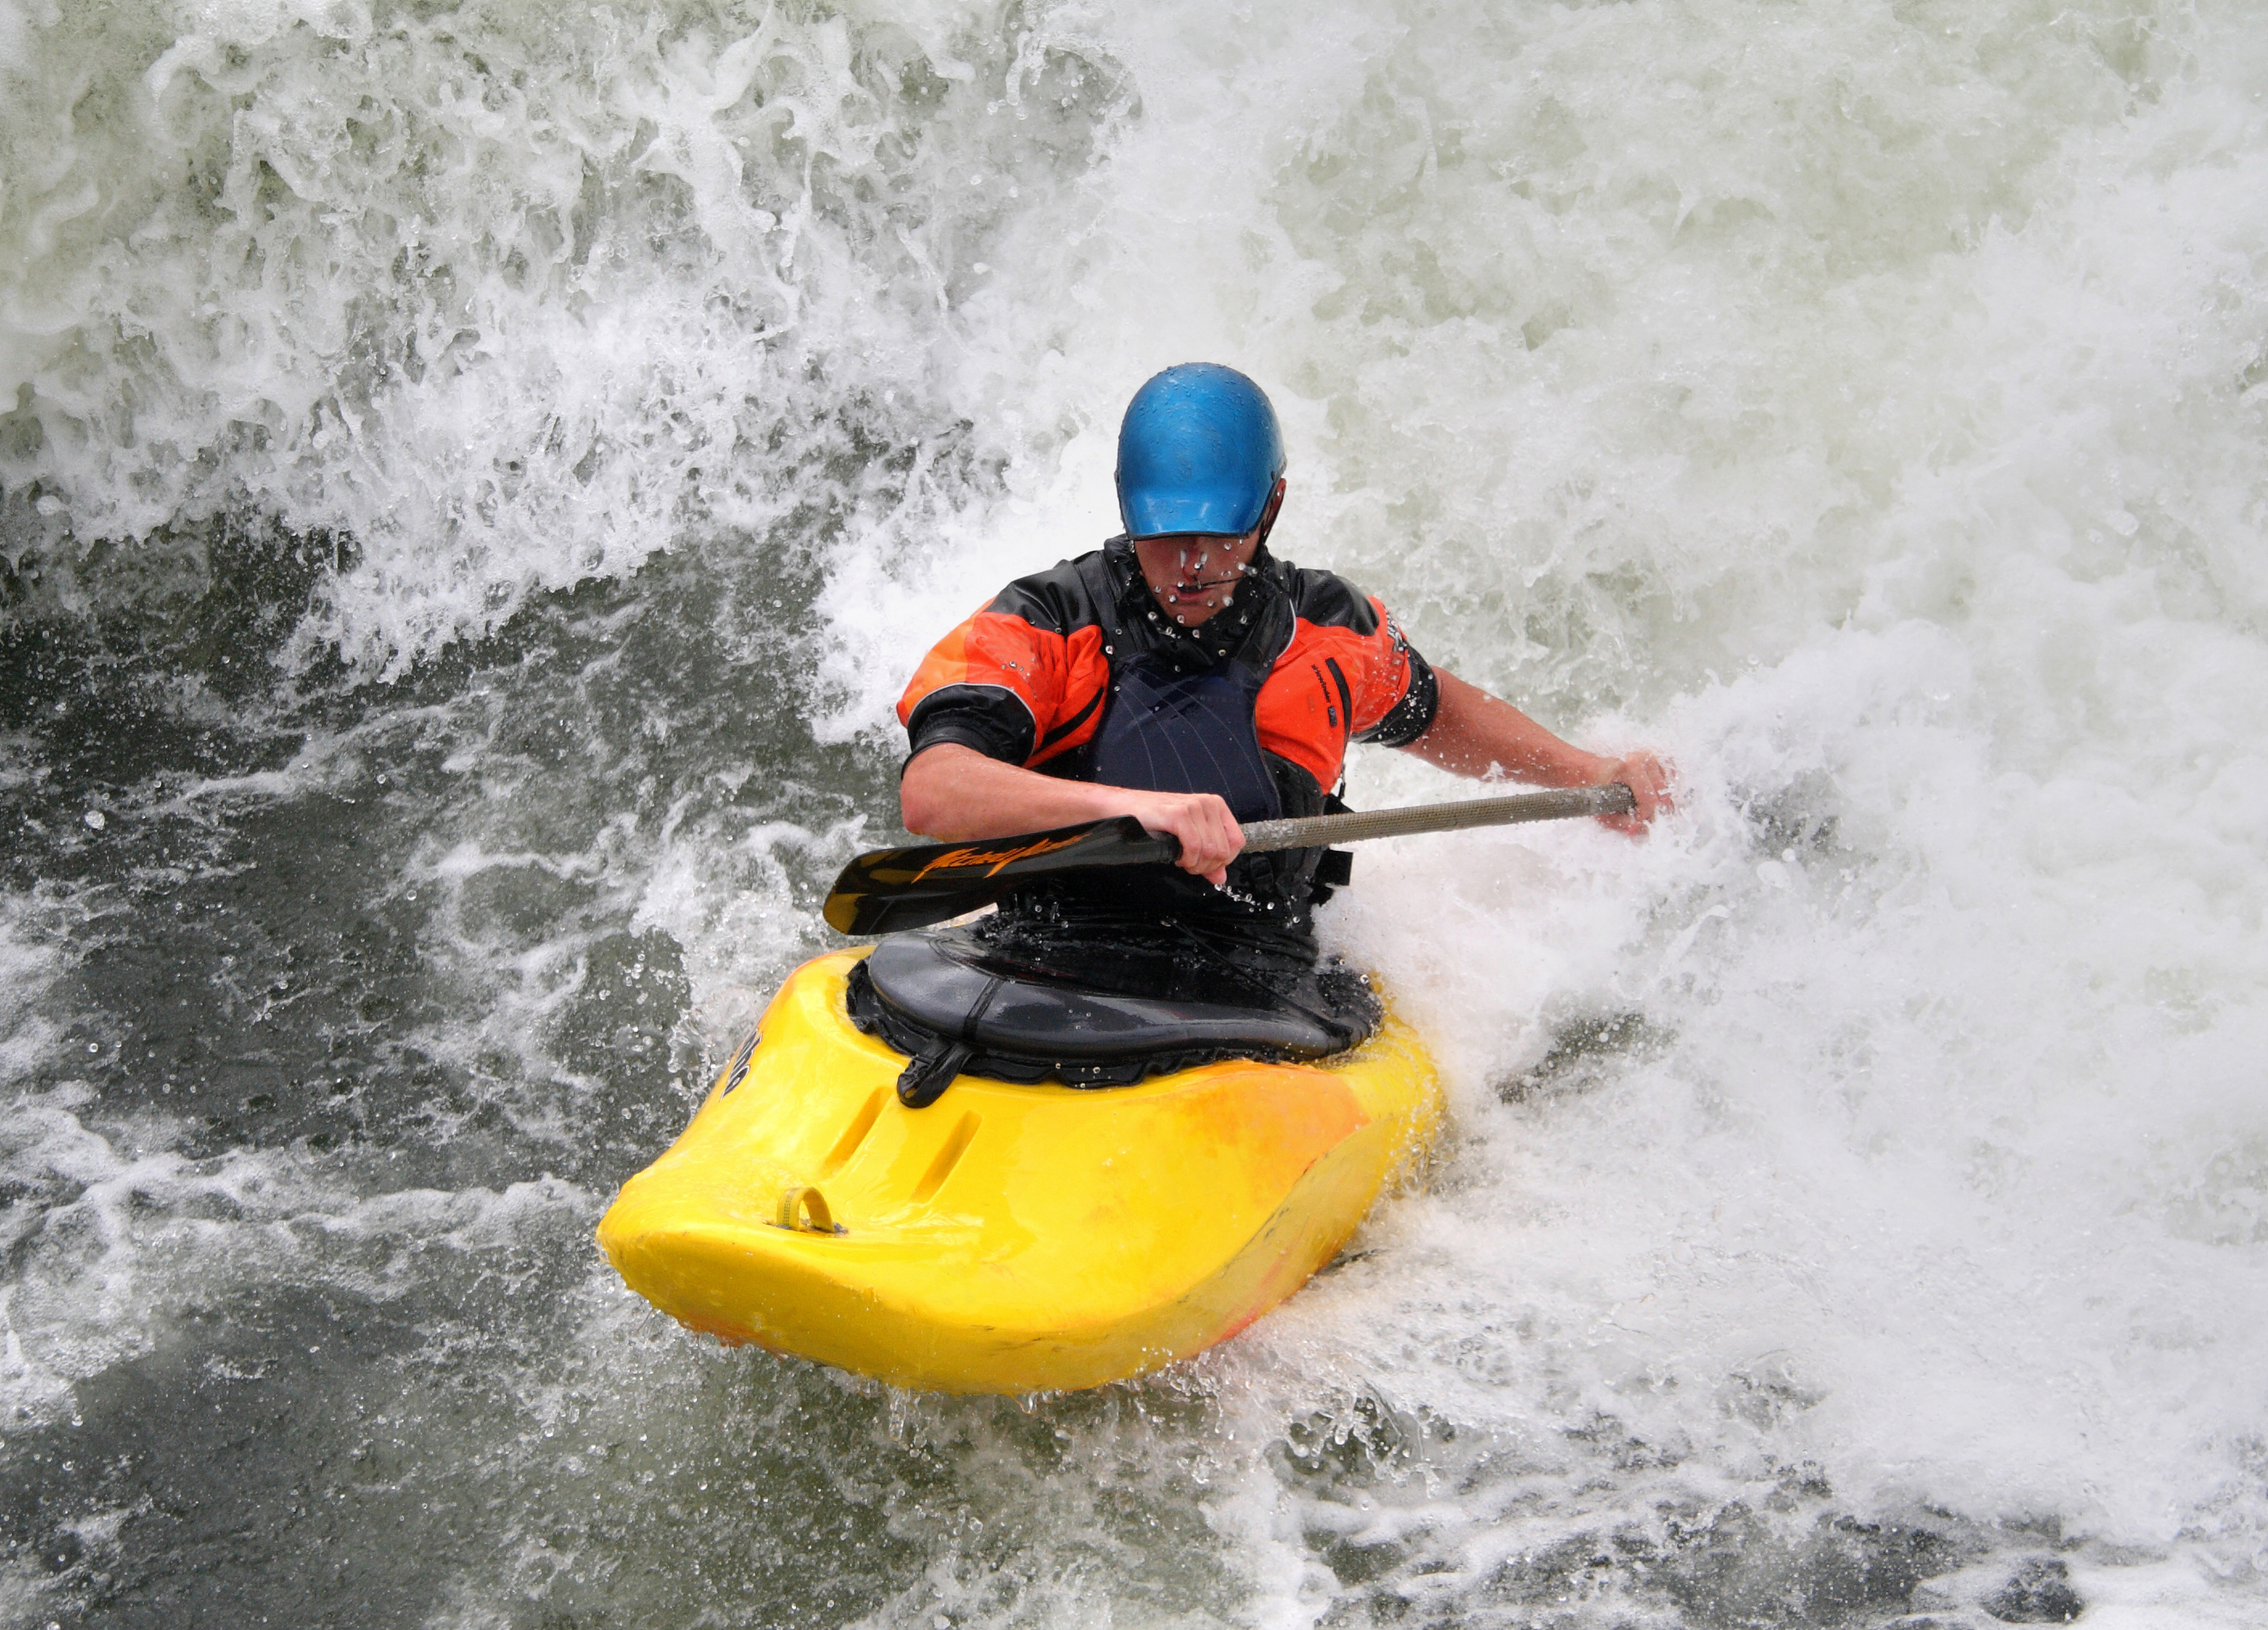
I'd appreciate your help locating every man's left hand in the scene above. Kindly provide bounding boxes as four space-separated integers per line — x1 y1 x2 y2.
1597 752 1673 836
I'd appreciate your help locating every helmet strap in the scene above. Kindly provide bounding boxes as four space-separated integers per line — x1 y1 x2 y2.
1253 478 1286 548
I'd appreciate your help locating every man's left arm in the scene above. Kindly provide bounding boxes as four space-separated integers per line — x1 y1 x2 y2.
1401 669 1672 835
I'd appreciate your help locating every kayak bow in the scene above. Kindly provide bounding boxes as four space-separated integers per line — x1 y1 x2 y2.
597 949 1442 1393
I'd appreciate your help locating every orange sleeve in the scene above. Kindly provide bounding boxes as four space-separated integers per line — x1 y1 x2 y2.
898 607 1054 732
1258 596 1435 788
1345 596 1417 736
897 609 1107 766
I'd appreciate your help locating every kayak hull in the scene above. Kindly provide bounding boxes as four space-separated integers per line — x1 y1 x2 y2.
597 949 1441 1393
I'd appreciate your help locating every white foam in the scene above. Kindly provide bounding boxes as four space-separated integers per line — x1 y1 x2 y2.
4 0 1102 674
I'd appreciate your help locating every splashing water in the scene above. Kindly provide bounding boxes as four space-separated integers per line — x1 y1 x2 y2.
3 0 2266 1624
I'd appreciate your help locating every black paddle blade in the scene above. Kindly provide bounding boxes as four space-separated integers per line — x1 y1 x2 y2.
823 816 1179 936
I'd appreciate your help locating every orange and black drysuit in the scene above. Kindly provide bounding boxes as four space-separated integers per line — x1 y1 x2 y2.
898 536 1438 935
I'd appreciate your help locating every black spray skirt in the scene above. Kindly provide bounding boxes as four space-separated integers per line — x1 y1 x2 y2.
846 889 1381 1104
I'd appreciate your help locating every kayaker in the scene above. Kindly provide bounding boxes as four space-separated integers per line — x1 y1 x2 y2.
891 363 1669 1021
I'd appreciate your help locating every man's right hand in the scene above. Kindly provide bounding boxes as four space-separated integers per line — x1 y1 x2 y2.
1121 789 1245 886
902 745 1245 885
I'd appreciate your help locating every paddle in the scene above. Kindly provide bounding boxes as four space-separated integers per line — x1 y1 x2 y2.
823 783 1635 936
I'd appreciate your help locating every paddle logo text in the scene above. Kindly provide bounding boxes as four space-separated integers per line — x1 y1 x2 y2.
911 833 1086 881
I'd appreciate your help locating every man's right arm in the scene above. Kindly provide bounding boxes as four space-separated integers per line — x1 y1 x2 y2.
899 745 1245 886
893 589 1243 883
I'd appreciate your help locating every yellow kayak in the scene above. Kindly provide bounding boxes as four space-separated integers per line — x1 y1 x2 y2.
597 948 1442 1393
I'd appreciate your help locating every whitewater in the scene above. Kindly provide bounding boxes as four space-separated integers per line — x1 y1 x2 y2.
2 0 2264 1624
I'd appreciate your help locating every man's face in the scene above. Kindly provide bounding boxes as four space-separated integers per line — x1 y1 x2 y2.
1131 529 1261 628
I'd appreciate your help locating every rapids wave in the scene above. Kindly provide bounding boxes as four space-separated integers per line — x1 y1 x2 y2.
4 0 2266 1624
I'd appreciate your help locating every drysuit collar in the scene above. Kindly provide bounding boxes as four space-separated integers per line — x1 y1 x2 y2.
1104 534 1281 662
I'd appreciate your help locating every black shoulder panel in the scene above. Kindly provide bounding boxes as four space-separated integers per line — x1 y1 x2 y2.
987 550 1113 635
1286 567 1382 635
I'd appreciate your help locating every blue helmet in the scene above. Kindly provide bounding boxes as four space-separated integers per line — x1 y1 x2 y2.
1115 364 1286 539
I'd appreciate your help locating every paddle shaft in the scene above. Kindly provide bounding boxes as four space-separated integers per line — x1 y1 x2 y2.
1109 783 1636 863
823 784 1635 935
1240 782 1634 856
